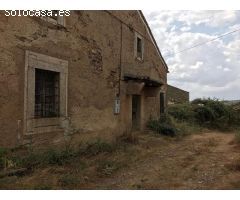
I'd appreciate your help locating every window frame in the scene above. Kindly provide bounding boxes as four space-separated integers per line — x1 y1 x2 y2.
134 32 144 61
34 69 60 119
160 92 165 114
40 10 66 27
24 50 68 135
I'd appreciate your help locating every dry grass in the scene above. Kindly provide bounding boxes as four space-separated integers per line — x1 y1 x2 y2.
234 131 240 144
206 138 219 147
225 159 240 171
0 131 239 189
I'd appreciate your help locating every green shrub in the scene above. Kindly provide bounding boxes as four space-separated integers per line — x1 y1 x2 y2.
96 160 124 176
158 123 177 136
194 105 216 124
168 104 195 122
13 152 42 169
228 108 240 128
192 99 238 130
168 98 240 131
159 113 173 124
59 174 81 187
0 148 8 169
43 149 76 166
1 140 116 170
206 100 228 117
0 148 8 157
12 148 77 169
174 121 202 136
191 98 210 105
147 114 177 137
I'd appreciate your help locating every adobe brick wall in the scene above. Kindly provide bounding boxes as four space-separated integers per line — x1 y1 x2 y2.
0 11 168 148
166 85 189 104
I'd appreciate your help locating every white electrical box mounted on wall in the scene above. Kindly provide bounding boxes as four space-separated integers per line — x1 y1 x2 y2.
114 96 120 114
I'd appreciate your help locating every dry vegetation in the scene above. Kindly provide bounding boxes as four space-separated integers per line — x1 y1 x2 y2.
0 130 240 189
1 98 240 189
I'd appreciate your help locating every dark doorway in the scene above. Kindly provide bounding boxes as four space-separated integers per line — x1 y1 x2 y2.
132 95 141 130
160 92 165 114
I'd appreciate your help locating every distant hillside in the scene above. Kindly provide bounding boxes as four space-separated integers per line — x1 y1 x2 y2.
223 100 240 106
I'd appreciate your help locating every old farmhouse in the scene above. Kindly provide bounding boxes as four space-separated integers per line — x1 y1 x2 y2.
0 11 168 148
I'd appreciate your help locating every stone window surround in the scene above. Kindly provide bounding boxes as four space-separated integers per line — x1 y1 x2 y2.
40 13 66 27
134 32 144 61
24 50 68 135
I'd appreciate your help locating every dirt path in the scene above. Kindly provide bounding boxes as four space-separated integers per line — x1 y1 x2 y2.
88 131 240 189
1 131 240 189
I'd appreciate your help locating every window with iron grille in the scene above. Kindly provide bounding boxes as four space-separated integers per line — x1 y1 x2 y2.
35 69 60 118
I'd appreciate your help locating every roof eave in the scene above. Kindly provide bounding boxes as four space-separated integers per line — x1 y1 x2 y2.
138 11 169 73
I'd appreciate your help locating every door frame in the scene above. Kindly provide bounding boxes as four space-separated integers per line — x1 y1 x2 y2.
132 95 141 130
160 92 165 114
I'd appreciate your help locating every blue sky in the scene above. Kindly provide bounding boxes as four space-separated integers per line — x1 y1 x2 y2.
143 10 240 100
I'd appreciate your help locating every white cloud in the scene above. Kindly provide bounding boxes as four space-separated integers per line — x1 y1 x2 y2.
180 26 191 32
190 61 203 69
143 10 240 100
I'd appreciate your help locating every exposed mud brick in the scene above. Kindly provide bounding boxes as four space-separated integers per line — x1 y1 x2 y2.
88 48 103 72
0 11 168 148
166 85 189 104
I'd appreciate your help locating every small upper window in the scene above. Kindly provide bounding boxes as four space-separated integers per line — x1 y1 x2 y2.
137 37 142 57
135 33 144 60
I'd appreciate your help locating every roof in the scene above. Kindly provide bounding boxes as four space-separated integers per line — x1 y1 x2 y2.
167 84 189 93
138 11 169 73
124 73 163 87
